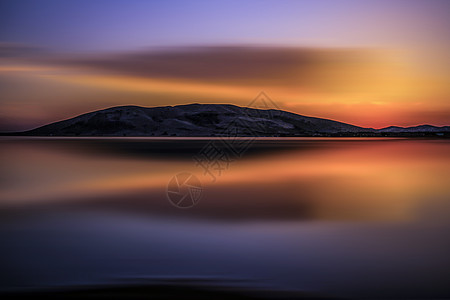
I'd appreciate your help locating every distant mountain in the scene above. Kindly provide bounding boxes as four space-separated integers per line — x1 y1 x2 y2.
376 125 450 133
6 104 450 137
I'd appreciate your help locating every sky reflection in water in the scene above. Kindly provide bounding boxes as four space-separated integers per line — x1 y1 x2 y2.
1 138 449 298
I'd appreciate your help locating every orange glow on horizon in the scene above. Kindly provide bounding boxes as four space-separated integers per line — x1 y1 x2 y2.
1 46 449 130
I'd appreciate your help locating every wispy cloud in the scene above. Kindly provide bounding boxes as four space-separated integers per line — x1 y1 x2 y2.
0 42 47 59
40 46 389 91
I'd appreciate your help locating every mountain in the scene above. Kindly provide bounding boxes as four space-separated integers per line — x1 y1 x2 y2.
16 104 370 137
6 104 450 137
376 125 450 133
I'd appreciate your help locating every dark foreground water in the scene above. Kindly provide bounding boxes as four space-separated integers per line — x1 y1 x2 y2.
1 137 450 298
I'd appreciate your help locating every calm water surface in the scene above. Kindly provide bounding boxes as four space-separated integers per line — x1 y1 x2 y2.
1 137 449 298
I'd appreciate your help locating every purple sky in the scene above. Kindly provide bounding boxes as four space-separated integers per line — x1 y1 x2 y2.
2 0 450 52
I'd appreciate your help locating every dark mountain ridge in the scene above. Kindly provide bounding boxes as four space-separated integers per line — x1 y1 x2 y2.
4 104 450 137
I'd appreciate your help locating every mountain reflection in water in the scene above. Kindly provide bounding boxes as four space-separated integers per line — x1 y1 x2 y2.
1 137 449 299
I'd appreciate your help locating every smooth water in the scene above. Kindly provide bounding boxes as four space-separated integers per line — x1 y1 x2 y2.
1 137 449 298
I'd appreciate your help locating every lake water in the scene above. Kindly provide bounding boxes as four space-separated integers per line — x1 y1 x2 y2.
1 137 450 298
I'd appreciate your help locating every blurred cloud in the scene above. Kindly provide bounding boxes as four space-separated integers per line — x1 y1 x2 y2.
0 42 47 59
41 46 391 91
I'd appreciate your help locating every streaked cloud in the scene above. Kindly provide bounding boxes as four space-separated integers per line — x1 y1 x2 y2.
41 46 392 92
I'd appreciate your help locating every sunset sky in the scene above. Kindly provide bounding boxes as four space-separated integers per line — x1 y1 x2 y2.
1 0 450 130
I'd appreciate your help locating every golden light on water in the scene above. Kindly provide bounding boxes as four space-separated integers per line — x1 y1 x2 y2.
2 138 449 223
